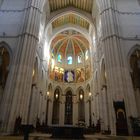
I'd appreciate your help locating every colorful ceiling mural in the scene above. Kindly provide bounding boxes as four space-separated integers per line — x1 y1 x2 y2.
50 30 89 58
52 14 90 30
49 0 93 13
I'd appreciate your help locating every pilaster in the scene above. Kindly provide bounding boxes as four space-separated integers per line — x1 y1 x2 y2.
98 0 137 135
0 0 44 133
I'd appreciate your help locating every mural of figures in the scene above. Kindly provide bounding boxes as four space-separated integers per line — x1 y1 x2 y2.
54 67 64 82
85 65 91 80
50 67 64 82
64 70 75 83
76 68 85 82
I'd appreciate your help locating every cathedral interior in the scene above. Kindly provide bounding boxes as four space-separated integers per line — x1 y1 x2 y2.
0 0 140 139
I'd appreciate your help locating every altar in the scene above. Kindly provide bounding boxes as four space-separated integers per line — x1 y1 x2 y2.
51 125 84 139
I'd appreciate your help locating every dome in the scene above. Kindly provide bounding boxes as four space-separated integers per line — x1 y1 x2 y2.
50 30 89 59
49 30 91 83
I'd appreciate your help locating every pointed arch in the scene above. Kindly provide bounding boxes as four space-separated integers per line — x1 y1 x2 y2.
64 87 74 95
127 44 140 72
65 88 73 125
0 41 12 103
52 87 61 124
77 87 85 123
0 41 12 68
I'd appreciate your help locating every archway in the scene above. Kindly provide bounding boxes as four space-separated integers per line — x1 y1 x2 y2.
130 48 140 116
0 46 10 103
52 88 60 124
65 90 73 125
78 88 85 123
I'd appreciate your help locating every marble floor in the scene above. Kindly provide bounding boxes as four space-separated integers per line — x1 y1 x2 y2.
0 134 140 140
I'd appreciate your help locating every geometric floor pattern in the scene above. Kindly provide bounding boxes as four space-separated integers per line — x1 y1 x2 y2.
0 134 139 140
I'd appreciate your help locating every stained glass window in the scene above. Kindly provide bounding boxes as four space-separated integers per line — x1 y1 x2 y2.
67 56 72 64
78 55 82 63
58 54 62 63
85 50 89 60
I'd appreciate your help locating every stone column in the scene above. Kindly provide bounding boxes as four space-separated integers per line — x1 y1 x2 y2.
99 90 104 131
0 0 45 133
85 100 89 127
33 86 39 127
102 86 109 131
97 0 137 135
28 85 37 125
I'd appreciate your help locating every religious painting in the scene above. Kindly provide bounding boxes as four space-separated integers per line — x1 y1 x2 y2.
64 70 75 83
49 67 64 82
54 67 64 82
85 65 90 80
76 68 85 83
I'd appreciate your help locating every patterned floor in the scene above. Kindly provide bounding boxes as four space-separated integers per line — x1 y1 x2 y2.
0 134 139 140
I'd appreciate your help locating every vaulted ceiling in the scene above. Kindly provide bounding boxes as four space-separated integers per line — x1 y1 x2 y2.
48 1 92 58
50 30 89 57
52 14 90 30
49 0 93 13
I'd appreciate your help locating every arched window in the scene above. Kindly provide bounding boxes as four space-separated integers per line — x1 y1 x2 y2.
78 55 82 63
65 90 73 124
130 49 140 88
0 47 10 88
57 54 62 63
67 56 72 65
130 49 140 116
0 46 10 103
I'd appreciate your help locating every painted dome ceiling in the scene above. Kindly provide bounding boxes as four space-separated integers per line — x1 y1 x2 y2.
50 30 89 57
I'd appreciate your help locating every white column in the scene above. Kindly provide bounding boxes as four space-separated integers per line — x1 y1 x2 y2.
48 99 53 126
28 85 36 125
85 101 89 127
97 0 138 135
0 0 45 133
102 87 109 131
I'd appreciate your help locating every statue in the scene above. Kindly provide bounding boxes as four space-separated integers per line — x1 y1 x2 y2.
67 71 73 82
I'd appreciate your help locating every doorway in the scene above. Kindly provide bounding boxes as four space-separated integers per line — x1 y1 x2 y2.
114 101 128 135
65 90 73 125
